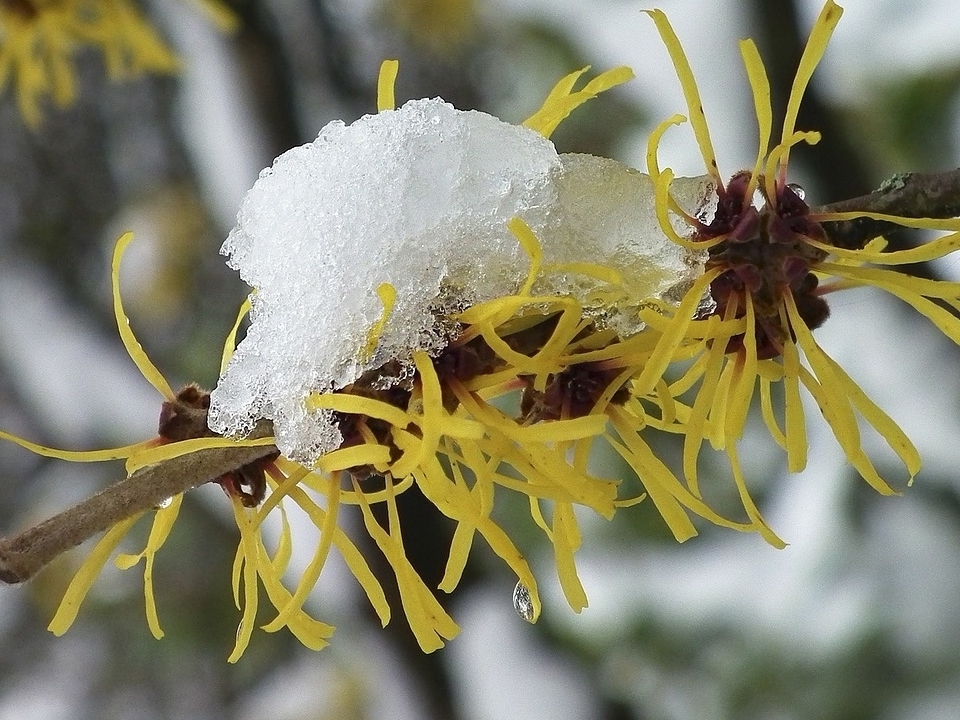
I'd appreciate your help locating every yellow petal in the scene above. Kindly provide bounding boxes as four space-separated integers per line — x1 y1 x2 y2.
377 59 400 112
416 455 537 597
812 211 960 234
724 294 759 442
523 66 634 139
825 264 960 344
551 502 588 612
263 474 340 632
227 499 260 662
221 296 251 374
738 38 772 203
508 216 543 297
49 514 143 636
0 431 149 462
360 282 397 362
781 337 808 473
785 295 898 495
777 0 842 182
353 477 459 652
125 435 276 474
111 232 174 400
759 375 787 450
308 392 411 431
287 484 391 626
633 268 723 397
645 9 721 184
725 444 784 547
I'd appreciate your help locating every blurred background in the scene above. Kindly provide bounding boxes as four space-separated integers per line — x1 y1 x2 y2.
3 0 960 718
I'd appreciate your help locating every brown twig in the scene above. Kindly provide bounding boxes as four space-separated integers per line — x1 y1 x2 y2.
0 421 276 584
815 167 960 250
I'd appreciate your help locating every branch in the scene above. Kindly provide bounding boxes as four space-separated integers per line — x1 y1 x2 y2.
0 421 276 584
815 167 960 250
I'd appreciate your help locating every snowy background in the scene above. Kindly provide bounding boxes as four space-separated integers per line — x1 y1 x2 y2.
2 0 960 718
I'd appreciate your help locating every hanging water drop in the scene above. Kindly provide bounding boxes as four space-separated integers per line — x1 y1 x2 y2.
155 496 174 509
513 581 537 624
787 182 806 200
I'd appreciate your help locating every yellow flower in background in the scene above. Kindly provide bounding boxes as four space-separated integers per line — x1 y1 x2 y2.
383 0 476 56
642 1 960 501
0 0 235 127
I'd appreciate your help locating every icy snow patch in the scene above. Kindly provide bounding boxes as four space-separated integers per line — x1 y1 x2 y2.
208 97 711 465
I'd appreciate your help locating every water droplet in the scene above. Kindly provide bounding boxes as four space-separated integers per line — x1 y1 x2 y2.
513 581 537 624
155 496 173 509
787 182 806 200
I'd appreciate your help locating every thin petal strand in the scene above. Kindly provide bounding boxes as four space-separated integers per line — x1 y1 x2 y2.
644 9 722 184
377 59 400 111
777 0 842 182
111 232 174 400
49 514 144 636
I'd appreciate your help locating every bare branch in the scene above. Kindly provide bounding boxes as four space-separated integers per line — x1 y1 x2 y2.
815 167 960 250
0 421 276 584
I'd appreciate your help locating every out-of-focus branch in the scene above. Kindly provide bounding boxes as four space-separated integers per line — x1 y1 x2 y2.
815 167 960 250
0 420 275 584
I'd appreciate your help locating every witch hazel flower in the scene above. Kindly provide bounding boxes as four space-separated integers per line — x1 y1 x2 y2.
0 0 236 127
638 0 960 506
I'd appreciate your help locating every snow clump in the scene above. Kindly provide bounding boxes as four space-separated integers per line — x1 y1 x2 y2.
208 97 711 465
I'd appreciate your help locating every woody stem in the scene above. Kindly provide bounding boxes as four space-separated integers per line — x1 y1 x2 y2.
816 167 960 250
0 421 276 584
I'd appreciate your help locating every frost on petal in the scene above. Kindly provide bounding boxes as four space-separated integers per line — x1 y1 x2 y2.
209 97 711 464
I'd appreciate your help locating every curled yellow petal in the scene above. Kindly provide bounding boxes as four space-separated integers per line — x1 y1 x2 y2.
777 0 842 181
221 296 251 374
0 431 149 463
125 435 276 474
353 477 459 652
764 130 821 191
633 268 723 397
508 216 543 297
523 66 634 139
785 294 900 495
111 232 174 400
360 282 397 362
263 474 340 632
228 499 261 662
645 9 721 184
287 484 391 626
308 392 411 430
807 230 960 269
114 494 184 639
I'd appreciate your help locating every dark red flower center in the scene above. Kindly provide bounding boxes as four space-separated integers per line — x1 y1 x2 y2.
697 171 831 359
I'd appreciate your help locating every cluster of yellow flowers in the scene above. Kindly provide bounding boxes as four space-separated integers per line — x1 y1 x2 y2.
5 1 960 660
0 0 234 127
